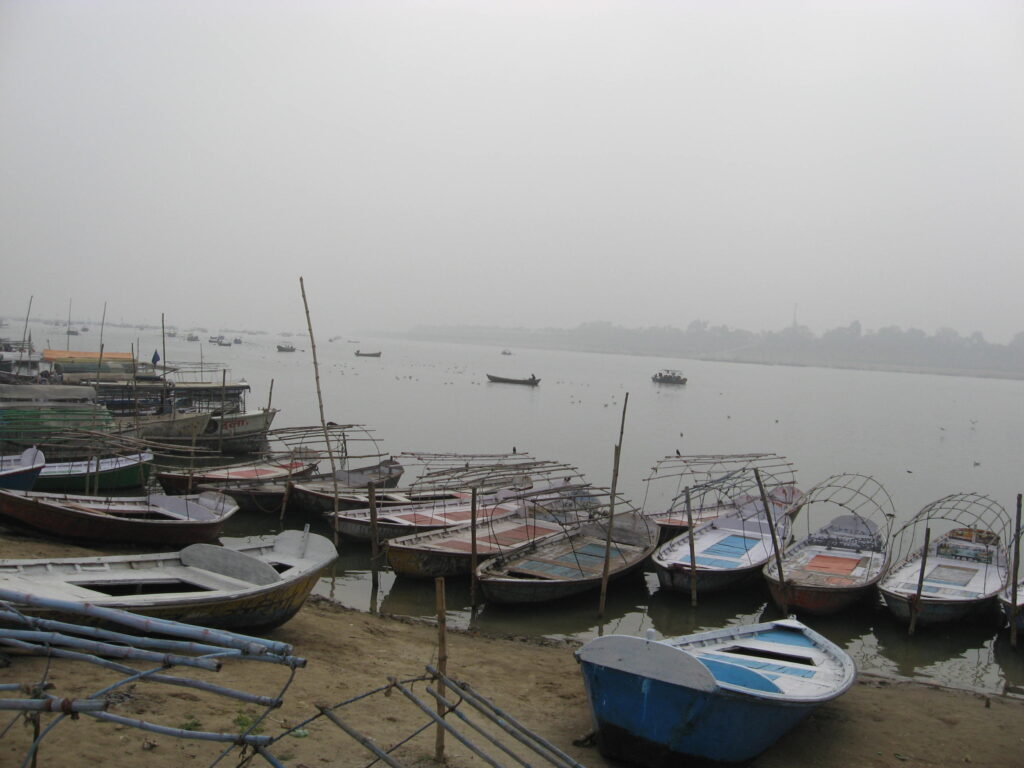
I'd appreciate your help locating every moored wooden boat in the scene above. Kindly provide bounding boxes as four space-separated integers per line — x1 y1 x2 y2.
386 513 569 578
575 618 856 764
764 474 894 616
33 452 154 492
486 374 539 386
331 497 518 541
0 447 45 491
0 529 336 631
0 488 239 544
878 493 1010 627
652 493 795 594
475 512 656 604
201 458 404 515
156 456 319 495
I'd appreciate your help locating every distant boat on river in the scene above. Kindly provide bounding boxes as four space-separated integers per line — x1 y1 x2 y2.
355 350 381 357
486 374 539 386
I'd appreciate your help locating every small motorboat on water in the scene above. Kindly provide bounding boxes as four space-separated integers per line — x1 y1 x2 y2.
651 369 687 385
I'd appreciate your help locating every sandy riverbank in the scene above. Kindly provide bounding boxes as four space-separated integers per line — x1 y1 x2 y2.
3 530 1024 767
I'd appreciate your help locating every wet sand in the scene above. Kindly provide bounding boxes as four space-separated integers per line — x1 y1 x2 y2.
3 531 1024 767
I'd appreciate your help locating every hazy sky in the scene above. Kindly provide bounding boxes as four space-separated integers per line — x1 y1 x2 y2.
1 1 1022 340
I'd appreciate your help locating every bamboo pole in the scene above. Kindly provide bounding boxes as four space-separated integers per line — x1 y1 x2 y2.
18 295 32 367
298 276 340 548
266 378 274 413
599 392 629 618
435 577 448 762
470 487 479 607
368 482 379 564
218 369 226 455
1011 494 1022 647
755 468 787 612
909 527 932 636
685 487 698 607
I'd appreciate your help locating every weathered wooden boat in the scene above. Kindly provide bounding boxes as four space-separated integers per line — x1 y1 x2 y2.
0 447 45 491
277 343 296 352
386 512 569 578
486 374 539 386
202 458 404 515
878 493 1010 627
648 482 803 543
652 493 795 594
475 512 656 604
114 411 212 443
651 369 687 385
330 497 519 541
354 350 381 357
0 488 238 544
33 452 154 492
575 618 856 765
156 456 320 495
0 528 336 631
764 474 894 616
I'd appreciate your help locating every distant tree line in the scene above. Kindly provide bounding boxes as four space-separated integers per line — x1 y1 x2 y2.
402 321 1024 379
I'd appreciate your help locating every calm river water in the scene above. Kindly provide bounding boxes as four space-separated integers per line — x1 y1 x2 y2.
27 322 1024 694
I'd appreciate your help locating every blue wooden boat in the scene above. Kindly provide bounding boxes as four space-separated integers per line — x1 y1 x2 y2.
575 619 856 765
0 447 45 490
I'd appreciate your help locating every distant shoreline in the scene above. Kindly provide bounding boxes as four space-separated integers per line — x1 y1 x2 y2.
385 331 1024 383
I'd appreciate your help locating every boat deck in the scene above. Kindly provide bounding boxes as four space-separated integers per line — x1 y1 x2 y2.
777 545 879 588
885 553 1004 600
657 525 777 571
397 518 565 557
506 537 646 580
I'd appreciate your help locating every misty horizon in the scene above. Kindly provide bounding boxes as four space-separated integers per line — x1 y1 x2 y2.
2 2 1022 342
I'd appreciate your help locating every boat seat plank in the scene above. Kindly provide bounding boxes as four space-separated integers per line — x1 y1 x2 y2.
699 652 816 679
180 543 281 585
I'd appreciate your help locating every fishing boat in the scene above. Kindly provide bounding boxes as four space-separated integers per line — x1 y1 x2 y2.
651 369 687 385
0 528 336 631
386 513 568 578
384 484 601 578
763 474 894 616
0 488 238 544
277 343 296 353
649 480 803 543
575 618 856 765
475 511 656 604
0 447 45 490
486 374 539 386
354 350 381 357
33 452 154 493
205 457 405 515
652 492 795 594
186 333 200 342
114 411 212 443
878 493 1010 627
155 456 320 495
329 497 520 541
